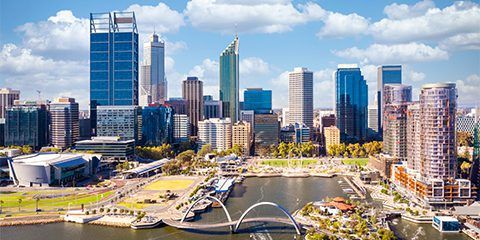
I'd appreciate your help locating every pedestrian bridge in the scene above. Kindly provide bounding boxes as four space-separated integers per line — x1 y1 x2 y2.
164 196 303 235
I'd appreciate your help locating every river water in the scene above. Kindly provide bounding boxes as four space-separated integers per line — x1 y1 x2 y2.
0 177 469 240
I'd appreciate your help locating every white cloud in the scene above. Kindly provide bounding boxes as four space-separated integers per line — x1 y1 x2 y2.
371 1 480 43
383 0 435 20
334 42 449 64
439 32 480 50
313 69 335 108
0 43 89 108
125 3 185 34
184 0 325 33
408 70 426 82
15 10 89 60
240 57 270 76
317 12 369 38
456 74 480 106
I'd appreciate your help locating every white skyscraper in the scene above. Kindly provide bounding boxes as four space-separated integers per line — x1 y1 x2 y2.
197 118 232 152
288 67 313 129
140 33 167 106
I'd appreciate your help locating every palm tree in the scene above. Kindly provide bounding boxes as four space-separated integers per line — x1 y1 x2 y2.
17 198 22 212
34 197 40 214
0 200 4 213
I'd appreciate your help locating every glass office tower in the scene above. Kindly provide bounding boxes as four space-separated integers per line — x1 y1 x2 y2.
244 88 272 114
335 64 368 143
377 65 402 137
219 35 239 122
90 12 139 135
142 105 174 146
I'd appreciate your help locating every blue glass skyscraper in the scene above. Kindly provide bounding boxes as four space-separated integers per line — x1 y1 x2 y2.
377 65 402 137
244 88 272 114
335 64 368 143
142 105 174 146
90 12 139 134
219 35 239 122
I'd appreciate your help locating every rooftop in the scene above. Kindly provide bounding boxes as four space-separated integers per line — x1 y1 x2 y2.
13 153 89 167
76 136 135 144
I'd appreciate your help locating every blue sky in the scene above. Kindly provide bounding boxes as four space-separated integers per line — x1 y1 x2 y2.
0 0 479 110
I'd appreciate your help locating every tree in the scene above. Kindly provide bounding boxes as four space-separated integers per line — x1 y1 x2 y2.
230 144 243 156
177 150 195 162
0 200 4 213
34 196 40 213
457 131 473 147
301 141 315 157
197 144 213 158
136 144 174 160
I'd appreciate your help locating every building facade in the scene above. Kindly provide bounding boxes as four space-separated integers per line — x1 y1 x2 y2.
75 136 135 161
406 102 421 170
288 67 313 129
164 98 187 115
377 65 402 137
335 64 368 143
232 121 252 156
367 105 379 139
140 33 167 106
254 114 279 149
204 96 222 119
244 88 272 114
142 105 174 146
173 114 190 143
197 118 232 152
383 84 412 161
182 77 203 136
4 100 49 149
324 126 340 153
0 88 20 119
456 116 478 134
50 97 80 149
219 36 239 122
96 106 142 143
89 12 139 135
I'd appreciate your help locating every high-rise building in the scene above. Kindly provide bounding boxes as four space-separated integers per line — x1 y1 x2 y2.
4 100 49 149
321 114 336 129
164 98 187 115
50 97 79 149
294 123 310 144
407 101 421 171
96 106 142 143
244 88 272 114
182 77 203 136
142 104 174 146
367 105 378 138
197 118 232 152
288 67 313 129
173 114 190 143
0 88 20 119
89 12 139 135
232 121 252 156
219 36 239 122
324 126 340 153
204 96 222 119
382 84 412 161
420 83 457 180
254 114 279 149
140 33 167 106
281 108 290 127
335 64 368 143
392 83 476 207
377 65 402 137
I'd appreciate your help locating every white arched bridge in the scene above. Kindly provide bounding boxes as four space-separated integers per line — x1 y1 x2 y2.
162 196 303 235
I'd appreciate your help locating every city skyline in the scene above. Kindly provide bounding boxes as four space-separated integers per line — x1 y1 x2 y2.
1 0 479 110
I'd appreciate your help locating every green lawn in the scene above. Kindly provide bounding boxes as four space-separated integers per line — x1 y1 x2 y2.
261 159 318 167
0 190 114 213
341 158 369 166
144 179 194 191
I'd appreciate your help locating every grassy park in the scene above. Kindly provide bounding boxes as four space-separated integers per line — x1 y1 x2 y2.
261 159 318 168
144 179 194 191
0 189 113 216
341 158 369 166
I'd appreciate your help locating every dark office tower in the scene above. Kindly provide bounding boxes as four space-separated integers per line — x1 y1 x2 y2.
244 88 272 114
164 98 187 115
182 77 203 136
0 88 20 119
90 12 139 135
142 104 174 146
4 100 49 149
377 65 402 138
219 35 239 122
50 97 79 149
203 95 222 119
335 64 368 143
